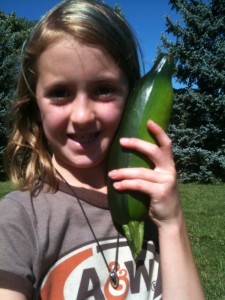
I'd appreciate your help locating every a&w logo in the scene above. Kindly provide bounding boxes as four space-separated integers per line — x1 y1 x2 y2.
40 237 162 299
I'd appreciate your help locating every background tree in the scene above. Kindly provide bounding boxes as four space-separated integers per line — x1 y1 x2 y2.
114 3 124 18
159 0 225 183
0 11 35 179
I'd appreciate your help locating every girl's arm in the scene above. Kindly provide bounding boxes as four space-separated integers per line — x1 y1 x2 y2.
0 289 26 300
108 120 205 300
158 213 205 299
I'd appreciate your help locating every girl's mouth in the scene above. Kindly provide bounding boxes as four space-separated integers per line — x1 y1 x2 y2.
67 132 100 144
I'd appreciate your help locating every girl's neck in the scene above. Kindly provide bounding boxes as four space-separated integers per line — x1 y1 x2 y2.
52 156 108 194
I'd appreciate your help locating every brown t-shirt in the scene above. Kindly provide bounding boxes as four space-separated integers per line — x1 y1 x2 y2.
0 181 162 299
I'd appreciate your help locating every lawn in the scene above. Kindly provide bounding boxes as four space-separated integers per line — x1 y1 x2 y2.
0 181 15 198
0 181 225 299
179 184 225 300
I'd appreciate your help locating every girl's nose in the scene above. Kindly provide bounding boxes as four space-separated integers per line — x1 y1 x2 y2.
70 93 95 126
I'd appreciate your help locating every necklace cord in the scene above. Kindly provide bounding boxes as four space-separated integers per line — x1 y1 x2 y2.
55 170 120 275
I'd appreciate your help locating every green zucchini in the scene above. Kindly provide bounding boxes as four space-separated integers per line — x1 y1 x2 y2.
107 53 174 259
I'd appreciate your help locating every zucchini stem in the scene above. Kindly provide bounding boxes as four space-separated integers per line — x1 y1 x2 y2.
122 220 144 259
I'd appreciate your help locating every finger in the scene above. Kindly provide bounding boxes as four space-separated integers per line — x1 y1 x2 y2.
112 177 176 201
108 167 169 183
147 120 174 159
147 120 172 149
112 178 155 196
119 137 174 171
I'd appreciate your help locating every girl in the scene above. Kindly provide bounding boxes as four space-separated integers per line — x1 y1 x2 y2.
0 0 204 299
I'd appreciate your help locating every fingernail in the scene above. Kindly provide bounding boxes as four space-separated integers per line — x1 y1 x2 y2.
113 182 120 189
108 170 117 178
120 137 129 144
148 119 157 126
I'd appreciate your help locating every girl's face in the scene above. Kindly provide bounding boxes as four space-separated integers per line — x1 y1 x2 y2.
36 36 129 177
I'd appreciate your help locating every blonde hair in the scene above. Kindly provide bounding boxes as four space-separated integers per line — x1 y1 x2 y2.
5 0 142 194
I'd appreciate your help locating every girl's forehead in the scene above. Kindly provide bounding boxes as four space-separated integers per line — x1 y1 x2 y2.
38 37 113 66
37 37 128 84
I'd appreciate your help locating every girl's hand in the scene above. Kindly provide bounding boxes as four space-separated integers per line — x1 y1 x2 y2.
108 120 205 299
108 120 182 229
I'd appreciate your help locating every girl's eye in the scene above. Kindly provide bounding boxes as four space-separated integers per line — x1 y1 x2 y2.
94 85 116 100
48 87 73 102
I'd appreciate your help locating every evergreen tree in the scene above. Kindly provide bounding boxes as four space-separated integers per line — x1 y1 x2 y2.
0 11 35 179
114 3 124 18
160 0 225 183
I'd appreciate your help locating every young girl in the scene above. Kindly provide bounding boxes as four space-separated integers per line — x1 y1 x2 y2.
0 0 204 299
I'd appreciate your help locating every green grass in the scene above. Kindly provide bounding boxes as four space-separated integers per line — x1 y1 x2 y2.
0 181 15 198
179 184 225 300
1 182 225 299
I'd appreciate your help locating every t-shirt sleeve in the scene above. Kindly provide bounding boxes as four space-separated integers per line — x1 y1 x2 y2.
0 195 36 298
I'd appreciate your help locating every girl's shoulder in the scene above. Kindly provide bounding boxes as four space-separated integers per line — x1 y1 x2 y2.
0 189 31 209
0 186 62 220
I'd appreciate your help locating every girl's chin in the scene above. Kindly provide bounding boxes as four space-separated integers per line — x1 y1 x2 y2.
56 155 106 171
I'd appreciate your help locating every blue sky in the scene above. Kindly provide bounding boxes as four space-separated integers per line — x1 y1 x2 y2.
1 0 180 74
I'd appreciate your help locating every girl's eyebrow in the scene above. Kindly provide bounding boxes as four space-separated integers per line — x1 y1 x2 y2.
92 72 128 85
45 76 122 88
